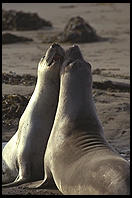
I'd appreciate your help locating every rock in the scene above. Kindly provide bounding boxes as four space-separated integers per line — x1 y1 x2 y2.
2 9 52 31
58 16 100 43
2 33 33 44
43 16 107 43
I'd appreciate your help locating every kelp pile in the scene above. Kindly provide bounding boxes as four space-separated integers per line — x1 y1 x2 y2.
2 73 36 86
2 94 30 128
2 33 33 44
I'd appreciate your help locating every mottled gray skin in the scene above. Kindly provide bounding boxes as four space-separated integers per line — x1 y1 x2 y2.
2 43 65 187
38 45 130 195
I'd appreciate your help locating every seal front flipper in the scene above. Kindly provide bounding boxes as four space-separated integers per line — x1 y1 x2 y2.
27 166 56 189
2 176 29 188
36 166 56 189
27 177 56 189
36 177 56 189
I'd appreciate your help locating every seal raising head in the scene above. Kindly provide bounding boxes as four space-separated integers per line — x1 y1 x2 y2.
2 43 65 187
37 45 130 195
39 43 64 72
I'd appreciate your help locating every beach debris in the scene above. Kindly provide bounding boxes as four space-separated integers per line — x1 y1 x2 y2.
60 5 76 9
92 68 129 80
2 9 52 31
2 33 33 44
2 72 129 92
93 80 130 92
2 73 36 85
2 94 30 128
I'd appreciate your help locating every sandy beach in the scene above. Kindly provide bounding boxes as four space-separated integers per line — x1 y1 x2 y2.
2 3 130 195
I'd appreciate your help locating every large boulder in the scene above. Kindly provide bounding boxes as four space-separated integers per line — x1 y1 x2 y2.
43 16 106 43
2 9 52 31
58 16 101 43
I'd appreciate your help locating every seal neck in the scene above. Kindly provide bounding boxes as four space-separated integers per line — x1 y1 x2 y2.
56 69 103 134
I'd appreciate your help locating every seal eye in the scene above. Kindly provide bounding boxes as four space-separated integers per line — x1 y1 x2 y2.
48 54 63 66
53 55 60 61
40 56 45 62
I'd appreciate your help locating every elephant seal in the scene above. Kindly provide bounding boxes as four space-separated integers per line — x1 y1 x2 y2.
2 43 65 187
37 45 130 195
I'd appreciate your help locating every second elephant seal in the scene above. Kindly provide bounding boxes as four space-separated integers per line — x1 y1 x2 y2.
2 43 65 187
37 45 130 195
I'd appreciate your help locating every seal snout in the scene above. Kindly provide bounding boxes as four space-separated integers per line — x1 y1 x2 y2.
61 45 92 74
45 43 65 67
51 43 60 48
65 44 83 62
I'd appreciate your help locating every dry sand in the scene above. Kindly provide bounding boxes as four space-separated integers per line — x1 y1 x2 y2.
2 3 130 195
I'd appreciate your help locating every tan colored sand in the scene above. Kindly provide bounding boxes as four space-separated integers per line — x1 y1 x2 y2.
2 3 130 195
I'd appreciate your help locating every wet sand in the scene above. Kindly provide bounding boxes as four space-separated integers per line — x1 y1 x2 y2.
2 3 130 195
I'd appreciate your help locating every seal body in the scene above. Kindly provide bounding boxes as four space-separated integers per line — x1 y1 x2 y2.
2 43 65 187
39 45 130 195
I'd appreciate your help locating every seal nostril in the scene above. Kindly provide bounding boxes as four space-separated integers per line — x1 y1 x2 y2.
72 44 78 48
51 43 59 48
